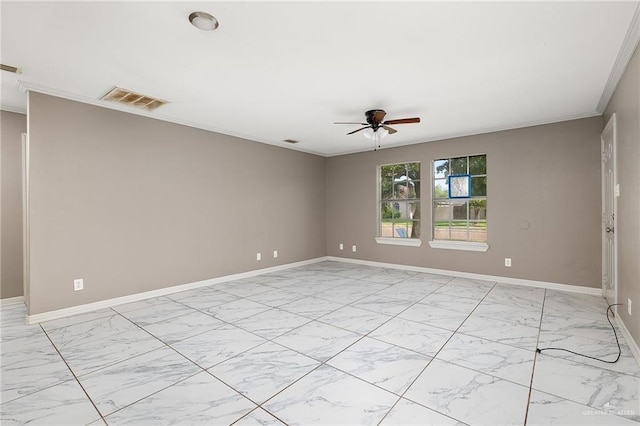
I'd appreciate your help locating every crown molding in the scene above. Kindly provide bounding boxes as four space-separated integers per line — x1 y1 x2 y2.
327 111 602 157
597 2 640 113
0 104 27 114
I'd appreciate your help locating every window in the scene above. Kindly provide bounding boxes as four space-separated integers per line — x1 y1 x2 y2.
432 155 487 244
379 162 420 241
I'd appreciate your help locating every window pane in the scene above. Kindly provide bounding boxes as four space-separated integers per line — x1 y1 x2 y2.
433 179 448 199
471 176 487 197
433 200 450 240
434 160 449 179
469 155 486 175
381 221 394 237
381 202 400 220
394 222 409 238
451 157 467 174
407 163 420 180
433 200 450 222
450 221 469 241
409 201 421 238
397 181 413 199
469 200 487 220
469 221 487 242
452 201 468 220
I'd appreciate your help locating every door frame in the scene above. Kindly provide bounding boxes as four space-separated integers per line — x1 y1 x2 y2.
21 132 30 309
601 113 617 305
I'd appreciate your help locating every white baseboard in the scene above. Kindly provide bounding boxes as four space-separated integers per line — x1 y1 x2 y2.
326 256 603 296
614 315 640 368
0 296 24 306
26 257 328 325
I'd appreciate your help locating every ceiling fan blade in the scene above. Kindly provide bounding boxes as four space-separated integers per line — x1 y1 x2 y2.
383 117 421 125
373 110 386 123
347 126 371 135
334 122 368 125
382 125 398 134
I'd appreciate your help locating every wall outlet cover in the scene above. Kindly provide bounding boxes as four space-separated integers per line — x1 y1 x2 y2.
73 279 83 291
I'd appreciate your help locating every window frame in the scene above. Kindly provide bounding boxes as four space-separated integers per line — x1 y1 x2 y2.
375 161 423 247
429 154 489 252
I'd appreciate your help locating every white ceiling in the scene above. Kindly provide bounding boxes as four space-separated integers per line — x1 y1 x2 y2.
2 1 639 156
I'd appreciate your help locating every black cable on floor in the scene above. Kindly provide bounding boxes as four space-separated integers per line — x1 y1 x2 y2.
536 303 622 364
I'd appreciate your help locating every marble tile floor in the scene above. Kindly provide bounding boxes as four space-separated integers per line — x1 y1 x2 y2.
1 261 639 425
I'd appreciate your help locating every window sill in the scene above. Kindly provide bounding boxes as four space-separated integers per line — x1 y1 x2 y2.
375 237 423 247
428 240 489 252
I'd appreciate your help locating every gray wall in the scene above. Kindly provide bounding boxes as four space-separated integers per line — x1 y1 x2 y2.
326 116 603 288
604 43 640 346
27 93 326 314
1 111 26 299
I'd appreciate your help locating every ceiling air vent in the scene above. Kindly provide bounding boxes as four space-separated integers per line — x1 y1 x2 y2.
100 87 168 111
1 64 22 74
283 139 300 144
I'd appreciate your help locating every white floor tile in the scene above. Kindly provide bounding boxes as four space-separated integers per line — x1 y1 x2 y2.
370 317 453 356
436 333 535 386
398 303 470 331
527 390 639 425
380 398 463 426
234 408 285 426
263 364 398 425
171 324 266 369
208 341 319 403
279 296 344 319
273 321 361 362
404 359 529 425
104 371 256 425
532 354 640 422
457 314 540 350
79 346 200 416
141 310 224 344
1 332 75 404
317 305 392 334
327 337 431 394
234 308 311 340
0 380 100 426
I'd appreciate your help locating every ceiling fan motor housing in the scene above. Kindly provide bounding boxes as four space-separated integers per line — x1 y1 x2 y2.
365 109 386 130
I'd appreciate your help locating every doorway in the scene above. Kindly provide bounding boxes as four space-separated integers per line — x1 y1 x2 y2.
601 113 617 305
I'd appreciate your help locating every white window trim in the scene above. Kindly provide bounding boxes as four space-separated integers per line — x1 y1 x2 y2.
377 162 421 245
375 237 423 247
428 240 489 252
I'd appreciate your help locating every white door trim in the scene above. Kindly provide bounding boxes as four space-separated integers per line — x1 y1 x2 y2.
21 132 30 309
601 113 617 304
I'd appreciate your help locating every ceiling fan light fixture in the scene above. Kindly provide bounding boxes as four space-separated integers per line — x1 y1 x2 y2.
189 11 219 31
363 128 389 139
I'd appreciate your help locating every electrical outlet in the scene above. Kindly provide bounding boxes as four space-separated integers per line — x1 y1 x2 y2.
339 243 344 250
352 245 357 253
628 298 632 316
256 252 261 261
73 278 84 291
273 250 278 258
505 258 512 267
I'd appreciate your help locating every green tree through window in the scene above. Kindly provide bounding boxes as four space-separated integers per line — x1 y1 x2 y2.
380 162 420 238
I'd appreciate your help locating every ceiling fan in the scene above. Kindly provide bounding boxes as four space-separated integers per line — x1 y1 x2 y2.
334 109 420 135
